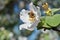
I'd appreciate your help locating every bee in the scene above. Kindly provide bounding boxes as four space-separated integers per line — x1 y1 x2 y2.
42 3 52 16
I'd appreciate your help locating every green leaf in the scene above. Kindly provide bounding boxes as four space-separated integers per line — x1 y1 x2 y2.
45 14 60 27
52 8 60 15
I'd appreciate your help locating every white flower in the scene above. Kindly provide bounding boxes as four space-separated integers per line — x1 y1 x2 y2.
19 3 41 31
0 27 5 31
18 36 27 40
9 32 13 38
